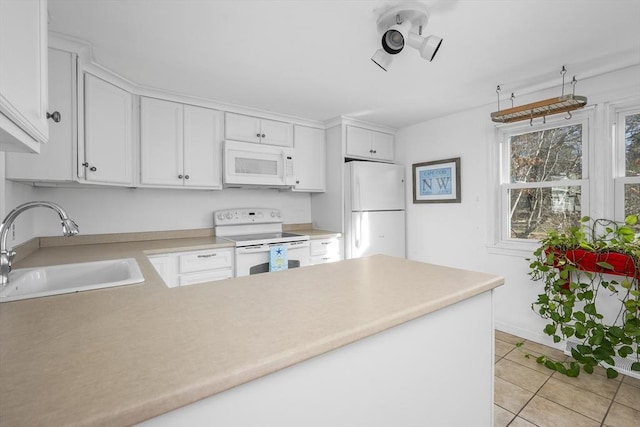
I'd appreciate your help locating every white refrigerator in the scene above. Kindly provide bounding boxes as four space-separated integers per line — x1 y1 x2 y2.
344 161 406 259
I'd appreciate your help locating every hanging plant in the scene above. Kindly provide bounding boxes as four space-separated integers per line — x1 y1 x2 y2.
528 215 640 378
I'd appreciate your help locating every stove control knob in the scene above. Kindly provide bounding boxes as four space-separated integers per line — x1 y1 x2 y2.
270 211 275 217
225 212 233 220
276 211 281 218
217 213 224 221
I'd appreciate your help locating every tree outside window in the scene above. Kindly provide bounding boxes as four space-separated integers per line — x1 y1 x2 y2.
502 121 587 241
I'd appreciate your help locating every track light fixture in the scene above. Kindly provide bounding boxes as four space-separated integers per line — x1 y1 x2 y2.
371 3 443 71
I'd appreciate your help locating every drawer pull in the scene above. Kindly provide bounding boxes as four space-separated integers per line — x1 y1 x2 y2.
197 253 217 258
321 242 331 245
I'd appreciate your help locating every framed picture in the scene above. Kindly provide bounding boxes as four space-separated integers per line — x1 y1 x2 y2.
412 157 461 203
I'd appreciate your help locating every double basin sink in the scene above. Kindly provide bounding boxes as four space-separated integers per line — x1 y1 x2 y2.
0 258 144 303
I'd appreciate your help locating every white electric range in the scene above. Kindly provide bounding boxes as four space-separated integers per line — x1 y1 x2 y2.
214 208 310 277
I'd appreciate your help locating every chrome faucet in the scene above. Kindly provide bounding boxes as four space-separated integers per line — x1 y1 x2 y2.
0 201 79 287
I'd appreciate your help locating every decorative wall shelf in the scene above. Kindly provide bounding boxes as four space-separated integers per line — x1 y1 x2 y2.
490 94 588 124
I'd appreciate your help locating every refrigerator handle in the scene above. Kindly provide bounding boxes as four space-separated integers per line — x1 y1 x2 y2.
355 213 361 249
354 175 360 211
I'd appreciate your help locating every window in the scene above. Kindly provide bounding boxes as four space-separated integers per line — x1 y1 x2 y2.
614 106 640 223
497 113 589 243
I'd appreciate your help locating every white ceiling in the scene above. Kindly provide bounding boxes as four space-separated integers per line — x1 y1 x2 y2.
48 0 640 129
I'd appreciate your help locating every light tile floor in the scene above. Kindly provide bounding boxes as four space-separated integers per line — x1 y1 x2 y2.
494 330 640 427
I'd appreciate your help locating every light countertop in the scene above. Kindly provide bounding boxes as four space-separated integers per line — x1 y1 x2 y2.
0 235 502 426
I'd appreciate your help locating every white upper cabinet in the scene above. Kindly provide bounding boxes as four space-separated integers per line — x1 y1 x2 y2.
140 97 222 189
293 125 326 192
6 48 75 181
346 125 394 162
82 73 134 186
0 0 49 153
225 112 293 147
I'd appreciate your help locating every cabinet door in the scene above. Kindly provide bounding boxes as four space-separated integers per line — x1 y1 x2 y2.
140 97 184 186
293 125 325 192
183 105 223 189
0 0 48 153
260 118 293 147
345 126 373 158
225 112 261 143
371 131 394 161
6 48 75 181
83 74 133 185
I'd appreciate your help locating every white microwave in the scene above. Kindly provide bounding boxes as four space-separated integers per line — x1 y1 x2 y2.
223 140 296 187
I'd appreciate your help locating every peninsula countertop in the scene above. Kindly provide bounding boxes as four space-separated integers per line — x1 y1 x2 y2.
0 236 503 426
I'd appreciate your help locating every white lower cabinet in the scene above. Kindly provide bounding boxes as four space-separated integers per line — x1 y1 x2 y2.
309 237 342 265
148 248 233 288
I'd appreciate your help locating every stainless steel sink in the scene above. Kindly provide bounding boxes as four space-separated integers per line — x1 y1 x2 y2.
0 258 144 303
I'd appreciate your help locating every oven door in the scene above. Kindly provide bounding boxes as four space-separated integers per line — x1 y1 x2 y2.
235 241 310 277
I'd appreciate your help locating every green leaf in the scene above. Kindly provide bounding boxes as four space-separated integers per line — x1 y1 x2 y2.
555 362 567 374
515 341 524 348
576 344 592 355
553 335 561 343
544 360 556 371
618 346 633 358
583 364 594 374
596 261 614 270
536 355 546 364
631 362 640 372
567 363 580 377
562 326 575 338
574 312 586 322
621 279 632 290
584 303 598 316
606 368 618 379
608 326 625 339
544 324 556 336
625 214 638 225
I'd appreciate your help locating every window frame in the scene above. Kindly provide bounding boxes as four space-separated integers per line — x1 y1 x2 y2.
490 108 592 253
613 103 640 221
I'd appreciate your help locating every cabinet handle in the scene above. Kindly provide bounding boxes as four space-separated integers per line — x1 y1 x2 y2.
184 175 190 180
256 133 261 138
197 253 217 258
296 180 300 184
89 166 97 172
321 242 331 245
369 149 374 153
372 150 377 154
47 111 61 122
178 174 183 179
261 134 266 138
82 162 89 167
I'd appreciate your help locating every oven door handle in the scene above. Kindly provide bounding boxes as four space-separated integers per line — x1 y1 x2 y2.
237 245 269 253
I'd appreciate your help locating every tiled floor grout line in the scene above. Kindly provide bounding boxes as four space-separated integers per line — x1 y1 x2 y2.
495 333 640 427
598 379 625 427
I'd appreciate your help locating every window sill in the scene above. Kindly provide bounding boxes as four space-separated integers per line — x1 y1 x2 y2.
486 241 539 258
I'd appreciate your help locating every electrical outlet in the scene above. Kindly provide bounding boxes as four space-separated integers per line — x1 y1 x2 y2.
11 223 15 241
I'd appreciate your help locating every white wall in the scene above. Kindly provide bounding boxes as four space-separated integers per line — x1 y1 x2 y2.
3 182 310 243
396 65 640 348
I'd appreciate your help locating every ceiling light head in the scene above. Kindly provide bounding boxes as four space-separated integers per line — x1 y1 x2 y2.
407 33 443 62
372 3 442 69
371 48 393 71
381 19 413 55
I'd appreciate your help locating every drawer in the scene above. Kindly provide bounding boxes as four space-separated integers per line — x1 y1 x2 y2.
178 249 233 273
310 255 341 265
310 239 340 257
178 269 233 286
